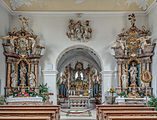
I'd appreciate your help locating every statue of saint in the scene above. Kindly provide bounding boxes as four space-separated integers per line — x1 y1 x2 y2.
11 71 17 87
76 71 83 90
29 72 35 88
121 69 128 88
20 63 27 86
75 20 83 40
67 19 75 40
128 62 138 86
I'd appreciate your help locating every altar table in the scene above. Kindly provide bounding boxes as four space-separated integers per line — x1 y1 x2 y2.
115 97 150 105
6 96 43 105
68 96 90 109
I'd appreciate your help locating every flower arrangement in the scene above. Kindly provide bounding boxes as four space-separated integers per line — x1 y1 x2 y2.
117 90 128 97
7 88 39 97
137 88 152 98
148 97 157 110
109 88 115 93
39 83 49 102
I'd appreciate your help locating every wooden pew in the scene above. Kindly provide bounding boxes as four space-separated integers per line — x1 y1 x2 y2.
0 111 56 120
0 105 60 119
0 116 50 120
108 116 157 120
105 111 157 120
99 107 155 120
0 105 60 120
96 104 146 120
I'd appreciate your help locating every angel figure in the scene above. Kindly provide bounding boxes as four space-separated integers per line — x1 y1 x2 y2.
115 38 126 50
138 36 151 50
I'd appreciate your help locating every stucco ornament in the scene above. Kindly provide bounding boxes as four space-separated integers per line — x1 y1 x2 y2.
115 0 150 10
66 19 92 42
9 0 42 10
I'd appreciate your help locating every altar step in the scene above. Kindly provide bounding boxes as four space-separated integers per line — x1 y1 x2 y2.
60 109 96 120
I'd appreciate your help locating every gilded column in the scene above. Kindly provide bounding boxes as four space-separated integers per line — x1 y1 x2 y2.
35 64 38 88
7 63 11 88
147 62 150 71
68 70 71 90
125 63 128 88
139 63 142 87
118 63 122 88
88 71 90 89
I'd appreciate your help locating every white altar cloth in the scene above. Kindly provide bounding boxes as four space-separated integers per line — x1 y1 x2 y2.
6 96 43 103
115 97 150 104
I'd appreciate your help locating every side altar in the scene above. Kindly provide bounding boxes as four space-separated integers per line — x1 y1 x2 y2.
111 14 156 102
2 15 47 104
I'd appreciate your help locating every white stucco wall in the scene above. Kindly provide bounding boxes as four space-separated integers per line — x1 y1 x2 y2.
11 14 147 71
147 5 157 97
0 3 12 96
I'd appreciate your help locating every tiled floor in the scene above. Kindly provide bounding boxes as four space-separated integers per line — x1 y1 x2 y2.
60 109 96 120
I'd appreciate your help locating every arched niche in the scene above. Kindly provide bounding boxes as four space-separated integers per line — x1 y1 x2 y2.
56 45 102 104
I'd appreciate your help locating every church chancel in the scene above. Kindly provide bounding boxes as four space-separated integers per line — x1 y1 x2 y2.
57 60 102 109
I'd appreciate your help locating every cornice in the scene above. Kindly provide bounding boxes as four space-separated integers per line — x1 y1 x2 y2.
0 0 13 15
145 0 157 15
42 70 58 76
0 0 156 16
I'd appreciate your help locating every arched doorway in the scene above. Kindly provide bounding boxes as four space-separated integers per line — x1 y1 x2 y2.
56 45 102 108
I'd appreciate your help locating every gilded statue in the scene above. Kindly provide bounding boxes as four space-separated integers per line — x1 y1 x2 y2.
75 71 83 90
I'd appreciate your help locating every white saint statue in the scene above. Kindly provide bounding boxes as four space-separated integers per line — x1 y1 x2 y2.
11 71 17 87
20 63 27 86
29 72 35 88
121 69 128 89
128 62 138 85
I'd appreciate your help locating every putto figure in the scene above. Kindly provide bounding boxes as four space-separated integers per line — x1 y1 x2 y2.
66 19 92 42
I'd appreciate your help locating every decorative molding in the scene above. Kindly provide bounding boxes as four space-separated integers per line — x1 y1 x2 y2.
116 0 151 10
101 71 117 77
145 0 157 15
0 0 157 16
0 0 13 15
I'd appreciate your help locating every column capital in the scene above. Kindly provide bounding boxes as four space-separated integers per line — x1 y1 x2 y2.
100 70 117 77
42 70 58 76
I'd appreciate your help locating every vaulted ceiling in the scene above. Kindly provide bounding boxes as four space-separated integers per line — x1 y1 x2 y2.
3 0 155 12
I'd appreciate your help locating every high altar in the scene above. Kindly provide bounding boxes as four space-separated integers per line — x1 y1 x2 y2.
57 61 101 108
112 14 156 101
2 15 45 100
